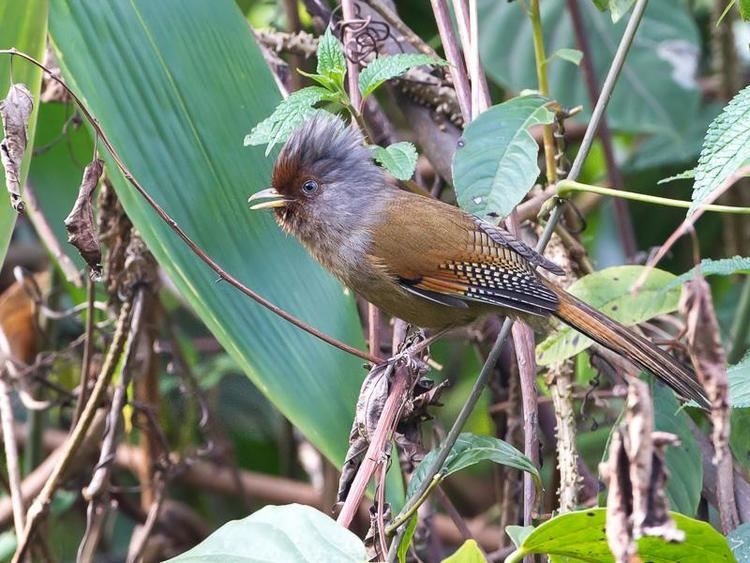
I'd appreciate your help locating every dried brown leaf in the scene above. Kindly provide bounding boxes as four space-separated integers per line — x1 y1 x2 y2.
64 159 104 278
0 84 33 213
679 277 729 459
600 380 684 562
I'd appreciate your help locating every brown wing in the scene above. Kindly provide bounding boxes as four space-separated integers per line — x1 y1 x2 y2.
369 191 560 317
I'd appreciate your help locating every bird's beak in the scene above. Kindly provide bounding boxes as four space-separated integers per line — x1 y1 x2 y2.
248 187 288 210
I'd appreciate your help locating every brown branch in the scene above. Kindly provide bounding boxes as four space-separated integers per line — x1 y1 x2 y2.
0 48 380 366
0 377 24 538
73 277 96 425
12 299 132 563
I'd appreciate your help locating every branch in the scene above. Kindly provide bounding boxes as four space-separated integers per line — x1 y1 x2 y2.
0 48 378 365
0 376 24 538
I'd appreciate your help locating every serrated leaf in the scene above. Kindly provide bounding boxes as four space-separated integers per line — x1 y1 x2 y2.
652 384 702 516
551 48 583 65
371 141 418 180
244 87 334 155
166 504 367 562
359 53 445 99
441 540 485 563
317 26 346 83
407 433 540 498
690 85 750 216
536 266 680 365
452 94 554 218
666 256 750 289
658 168 696 185
505 508 733 562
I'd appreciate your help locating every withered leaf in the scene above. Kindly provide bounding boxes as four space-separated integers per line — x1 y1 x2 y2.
65 159 104 278
0 84 33 213
600 380 684 562
679 277 730 460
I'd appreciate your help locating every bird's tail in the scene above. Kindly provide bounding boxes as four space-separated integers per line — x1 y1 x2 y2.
549 284 709 409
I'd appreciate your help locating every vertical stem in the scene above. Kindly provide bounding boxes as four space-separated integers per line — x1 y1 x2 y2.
74 278 96 425
528 0 557 183
341 0 362 109
0 378 25 538
430 0 472 120
368 304 381 357
566 0 637 259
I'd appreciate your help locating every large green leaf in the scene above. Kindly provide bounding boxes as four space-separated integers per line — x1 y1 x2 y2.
477 0 701 137
0 0 47 263
506 508 733 562
452 94 554 219
48 0 366 467
652 384 702 516
166 504 367 563
536 266 680 365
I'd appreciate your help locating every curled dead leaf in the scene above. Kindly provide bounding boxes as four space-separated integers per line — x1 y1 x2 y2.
0 84 34 213
64 159 104 279
600 379 684 562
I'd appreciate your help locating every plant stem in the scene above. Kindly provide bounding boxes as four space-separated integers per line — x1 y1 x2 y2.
341 0 362 109
529 0 557 184
557 179 750 213
566 0 636 259
430 0 472 120
0 377 24 539
12 300 132 563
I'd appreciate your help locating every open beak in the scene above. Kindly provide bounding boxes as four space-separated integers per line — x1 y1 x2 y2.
248 187 288 210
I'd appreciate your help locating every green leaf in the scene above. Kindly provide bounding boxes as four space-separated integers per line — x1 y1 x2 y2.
244 87 335 155
728 521 750 560
666 256 750 290
0 0 47 264
506 525 534 548
551 48 583 65
317 25 346 83
478 1 702 137
371 141 418 181
166 504 367 562
407 432 540 498
49 0 368 473
741 0 750 20
397 515 418 563
505 508 733 562
359 53 445 99
452 94 554 219
536 266 680 365
652 384 702 516
729 355 750 408
690 85 750 216
658 168 696 185
441 540 485 563
607 0 637 22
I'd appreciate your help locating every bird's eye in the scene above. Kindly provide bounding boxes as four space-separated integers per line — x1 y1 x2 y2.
301 179 319 195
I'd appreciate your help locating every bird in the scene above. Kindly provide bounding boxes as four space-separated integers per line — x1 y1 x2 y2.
248 115 709 409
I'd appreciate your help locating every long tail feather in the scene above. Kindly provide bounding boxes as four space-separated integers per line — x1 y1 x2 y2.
550 285 709 409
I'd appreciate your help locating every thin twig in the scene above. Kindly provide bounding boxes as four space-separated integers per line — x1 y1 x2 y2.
73 277 96 425
0 48 379 366
126 475 165 563
364 0 440 58
0 377 25 539
566 0 636 259
430 0 472 119
636 164 750 289
12 300 133 563
23 181 83 288
341 0 362 109
529 0 557 184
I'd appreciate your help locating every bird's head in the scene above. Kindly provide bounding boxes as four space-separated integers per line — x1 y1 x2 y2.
248 114 385 241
